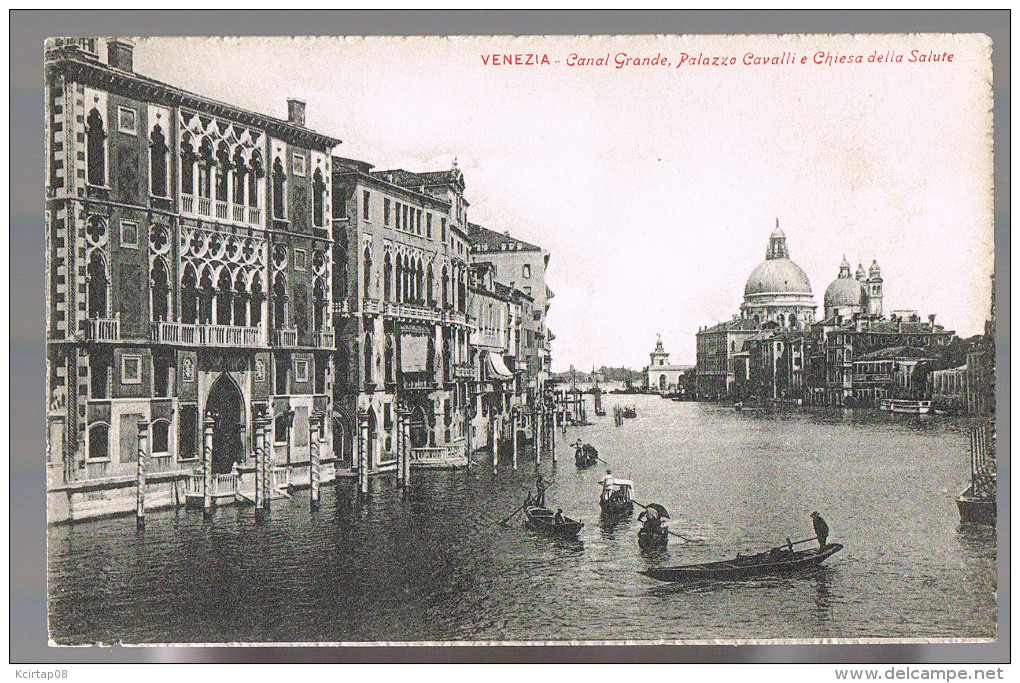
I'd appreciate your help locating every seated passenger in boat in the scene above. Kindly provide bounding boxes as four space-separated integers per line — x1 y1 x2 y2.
554 509 565 525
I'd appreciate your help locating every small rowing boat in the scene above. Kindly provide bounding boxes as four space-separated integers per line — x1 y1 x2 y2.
640 543 844 583
524 505 584 538
599 479 635 519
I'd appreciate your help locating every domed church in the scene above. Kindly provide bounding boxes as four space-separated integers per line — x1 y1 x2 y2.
823 256 883 320
739 221 816 330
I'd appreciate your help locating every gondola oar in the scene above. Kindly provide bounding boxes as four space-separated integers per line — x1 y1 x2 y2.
496 482 556 526
771 536 819 550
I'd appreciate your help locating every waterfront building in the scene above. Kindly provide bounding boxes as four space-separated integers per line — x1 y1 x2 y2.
330 159 474 470
467 262 519 448
850 346 935 404
45 38 341 518
694 317 760 399
466 223 553 402
739 327 813 401
929 364 968 412
643 335 691 393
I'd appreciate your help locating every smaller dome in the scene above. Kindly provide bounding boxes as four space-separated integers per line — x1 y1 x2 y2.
824 276 866 311
855 263 867 281
869 259 881 278
770 225 785 239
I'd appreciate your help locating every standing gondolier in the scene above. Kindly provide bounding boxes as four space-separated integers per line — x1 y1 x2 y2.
600 469 614 502
811 511 829 550
535 473 548 507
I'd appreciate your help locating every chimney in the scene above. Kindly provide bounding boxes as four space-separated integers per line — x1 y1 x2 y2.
287 98 307 127
107 37 135 72
928 314 936 327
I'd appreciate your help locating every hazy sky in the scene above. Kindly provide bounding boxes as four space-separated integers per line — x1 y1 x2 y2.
135 34 994 370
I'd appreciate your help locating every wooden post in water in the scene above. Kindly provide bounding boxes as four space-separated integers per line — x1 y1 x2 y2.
358 412 370 495
136 420 149 531
512 409 519 471
491 413 499 476
309 412 321 511
402 413 412 491
202 411 214 519
549 409 556 463
395 410 405 489
253 414 267 523
533 410 541 467
263 405 274 517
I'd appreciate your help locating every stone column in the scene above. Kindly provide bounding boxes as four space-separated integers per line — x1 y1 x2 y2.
310 412 321 511
253 414 267 523
202 411 214 519
136 420 149 531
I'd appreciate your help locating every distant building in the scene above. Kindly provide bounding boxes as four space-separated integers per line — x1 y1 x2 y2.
695 318 760 398
823 257 883 320
643 335 692 393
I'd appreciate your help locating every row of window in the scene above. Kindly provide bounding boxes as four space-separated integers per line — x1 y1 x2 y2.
84 107 328 227
362 191 452 244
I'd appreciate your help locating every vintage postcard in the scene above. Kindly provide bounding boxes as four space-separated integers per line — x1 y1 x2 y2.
43 33 996 648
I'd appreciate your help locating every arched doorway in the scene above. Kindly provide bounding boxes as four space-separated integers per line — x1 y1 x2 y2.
365 408 378 470
410 404 431 448
207 373 245 474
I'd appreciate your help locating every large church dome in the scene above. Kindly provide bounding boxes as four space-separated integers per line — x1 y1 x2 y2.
743 225 812 296
744 259 813 296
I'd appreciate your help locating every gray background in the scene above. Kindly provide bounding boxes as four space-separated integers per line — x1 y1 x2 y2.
11 10 1010 664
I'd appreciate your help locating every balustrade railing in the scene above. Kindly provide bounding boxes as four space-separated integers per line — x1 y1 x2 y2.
385 301 442 322
363 297 382 315
275 328 298 347
272 467 290 491
248 207 262 225
181 194 195 213
332 300 351 315
214 200 229 220
315 329 335 348
86 316 120 342
232 205 246 223
197 196 212 216
410 440 467 463
151 321 263 347
453 363 475 379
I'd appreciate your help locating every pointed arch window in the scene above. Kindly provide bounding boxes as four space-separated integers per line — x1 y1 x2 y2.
363 247 373 298
149 125 168 197
86 108 107 187
273 272 288 328
313 278 327 332
232 149 247 206
198 269 215 324
383 253 393 302
150 258 171 322
294 282 309 340
197 138 214 199
248 152 263 209
363 333 374 386
233 274 248 327
180 134 196 196
215 142 231 203
215 269 233 325
272 157 286 219
87 251 109 319
249 275 264 328
181 266 199 324
333 246 347 302
426 264 434 306
312 168 326 227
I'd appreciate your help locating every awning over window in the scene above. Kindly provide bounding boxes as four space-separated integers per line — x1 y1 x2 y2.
485 352 514 380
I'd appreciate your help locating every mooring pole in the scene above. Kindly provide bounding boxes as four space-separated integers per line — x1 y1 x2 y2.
136 420 149 531
549 409 556 463
533 410 541 467
310 412 321 511
254 414 267 523
263 405 274 517
402 413 412 491
395 410 405 489
358 412 370 495
202 411 214 520
512 409 519 471
491 413 499 476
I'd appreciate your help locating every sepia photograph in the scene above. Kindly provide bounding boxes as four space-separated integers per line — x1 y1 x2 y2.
21 13 1005 666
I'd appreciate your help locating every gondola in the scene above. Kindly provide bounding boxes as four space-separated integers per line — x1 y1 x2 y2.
574 443 599 469
524 505 584 538
638 525 669 550
622 407 637 419
640 543 844 583
599 479 635 519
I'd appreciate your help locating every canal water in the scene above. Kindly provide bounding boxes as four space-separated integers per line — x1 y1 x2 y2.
48 395 996 644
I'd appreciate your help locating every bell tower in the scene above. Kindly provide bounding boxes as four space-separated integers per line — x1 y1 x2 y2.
866 260 883 317
650 334 670 367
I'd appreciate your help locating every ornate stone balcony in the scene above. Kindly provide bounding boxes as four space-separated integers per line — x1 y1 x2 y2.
453 363 475 380
362 297 382 315
85 315 120 342
444 310 468 326
151 321 264 347
384 301 442 323
332 300 351 316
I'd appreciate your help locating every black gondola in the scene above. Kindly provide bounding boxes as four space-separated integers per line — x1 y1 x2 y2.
574 443 599 469
599 479 635 519
622 407 637 419
524 505 584 538
638 525 669 550
640 543 844 583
